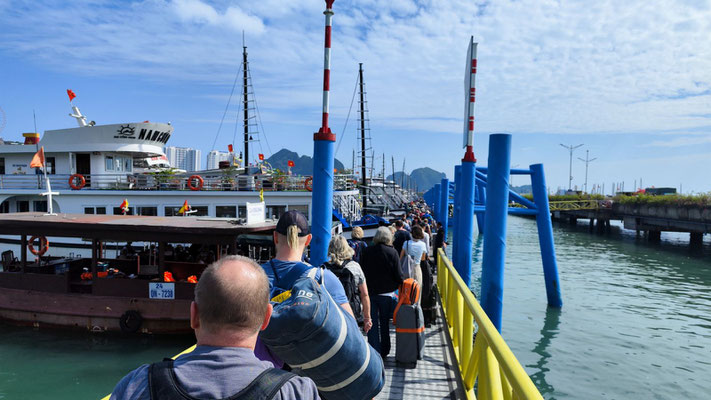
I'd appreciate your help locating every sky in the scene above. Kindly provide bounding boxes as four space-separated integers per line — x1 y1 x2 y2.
1 0 711 194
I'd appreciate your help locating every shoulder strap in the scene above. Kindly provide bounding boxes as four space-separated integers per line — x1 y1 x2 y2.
148 360 192 400
148 359 296 400
232 368 296 400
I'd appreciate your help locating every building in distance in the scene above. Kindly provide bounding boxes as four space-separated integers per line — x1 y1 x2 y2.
165 146 201 172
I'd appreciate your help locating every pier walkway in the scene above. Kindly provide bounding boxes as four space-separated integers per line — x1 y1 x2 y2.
375 310 465 399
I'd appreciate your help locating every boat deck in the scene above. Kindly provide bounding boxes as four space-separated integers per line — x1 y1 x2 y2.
375 308 466 399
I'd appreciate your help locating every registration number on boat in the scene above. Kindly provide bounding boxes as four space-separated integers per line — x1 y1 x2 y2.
149 282 175 299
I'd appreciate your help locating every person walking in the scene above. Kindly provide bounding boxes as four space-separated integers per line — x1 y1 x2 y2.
346 226 368 263
360 227 404 357
399 225 428 288
110 256 320 400
325 235 372 332
393 220 412 254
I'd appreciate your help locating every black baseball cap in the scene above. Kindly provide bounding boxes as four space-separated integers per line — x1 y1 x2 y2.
275 210 310 236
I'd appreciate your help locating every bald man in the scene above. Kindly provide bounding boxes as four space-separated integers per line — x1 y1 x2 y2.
110 256 320 400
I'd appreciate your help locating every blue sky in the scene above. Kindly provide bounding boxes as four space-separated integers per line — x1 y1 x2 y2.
1 0 711 193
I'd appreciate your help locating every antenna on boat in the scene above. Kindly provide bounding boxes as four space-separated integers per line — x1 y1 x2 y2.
242 37 250 174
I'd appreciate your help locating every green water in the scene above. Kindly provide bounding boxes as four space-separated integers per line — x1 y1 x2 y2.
458 217 711 399
1 216 710 399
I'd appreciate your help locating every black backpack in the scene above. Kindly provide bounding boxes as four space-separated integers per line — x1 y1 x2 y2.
324 261 363 323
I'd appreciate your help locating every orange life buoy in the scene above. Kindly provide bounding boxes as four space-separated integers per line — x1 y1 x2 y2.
28 236 49 256
69 174 86 190
304 177 313 192
187 175 204 191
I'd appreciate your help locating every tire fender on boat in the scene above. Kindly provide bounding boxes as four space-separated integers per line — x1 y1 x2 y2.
119 310 143 333
187 175 204 191
69 174 86 190
304 177 313 192
28 236 49 256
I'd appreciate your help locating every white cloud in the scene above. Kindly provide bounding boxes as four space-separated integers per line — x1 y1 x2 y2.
172 0 264 33
644 136 711 148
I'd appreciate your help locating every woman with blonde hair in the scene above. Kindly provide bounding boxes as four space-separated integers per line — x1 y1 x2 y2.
347 226 368 263
325 235 372 333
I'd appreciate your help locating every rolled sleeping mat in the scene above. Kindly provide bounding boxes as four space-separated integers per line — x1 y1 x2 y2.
260 276 385 400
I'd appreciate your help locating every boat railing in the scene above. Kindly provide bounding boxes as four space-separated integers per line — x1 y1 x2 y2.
436 249 543 399
0 173 359 192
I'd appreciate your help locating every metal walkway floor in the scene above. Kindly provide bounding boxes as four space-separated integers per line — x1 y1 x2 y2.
375 309 466 399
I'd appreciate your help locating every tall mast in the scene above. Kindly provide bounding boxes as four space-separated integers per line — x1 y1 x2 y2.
242 39 250 174
359 63 367 210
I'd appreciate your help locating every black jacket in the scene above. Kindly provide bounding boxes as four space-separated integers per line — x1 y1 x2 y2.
360 243 403 295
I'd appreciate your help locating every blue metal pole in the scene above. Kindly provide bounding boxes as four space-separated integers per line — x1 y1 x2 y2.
310 140 334 267
530 163 563 308
433 183 441 222
456 157 476 287
480 134 511 332
310 0 337 268
439 178 450 239
475 180 486 235
452 165 462 269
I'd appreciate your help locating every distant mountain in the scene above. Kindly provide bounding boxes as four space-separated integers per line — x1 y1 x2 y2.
266 149 345 175
388 167 446 193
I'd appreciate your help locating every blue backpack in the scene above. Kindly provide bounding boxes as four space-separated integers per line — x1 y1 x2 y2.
260 266 385 400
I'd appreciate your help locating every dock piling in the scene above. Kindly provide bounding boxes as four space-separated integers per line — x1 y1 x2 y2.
481 134 512 331
530 163 563 308
439 178 450 240
455 156 476 286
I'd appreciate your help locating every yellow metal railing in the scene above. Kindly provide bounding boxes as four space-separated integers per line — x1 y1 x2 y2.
437 249 543 400
548 199 600 211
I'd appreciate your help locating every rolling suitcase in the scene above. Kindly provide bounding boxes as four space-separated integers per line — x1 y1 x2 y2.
393 278 425 368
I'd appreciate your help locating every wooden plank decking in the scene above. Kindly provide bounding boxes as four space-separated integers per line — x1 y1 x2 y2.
375 307 466 399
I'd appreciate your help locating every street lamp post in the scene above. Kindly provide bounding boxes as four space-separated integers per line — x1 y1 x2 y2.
560 143 583 191
578 150 597 194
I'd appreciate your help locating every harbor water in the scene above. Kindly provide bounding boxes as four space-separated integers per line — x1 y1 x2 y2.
1 216 710 398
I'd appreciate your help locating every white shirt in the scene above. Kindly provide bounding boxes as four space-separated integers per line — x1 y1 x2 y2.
403 240 427 262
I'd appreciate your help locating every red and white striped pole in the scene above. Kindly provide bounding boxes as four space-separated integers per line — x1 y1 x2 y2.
315 0 336 141
463 37 478 162
310 0 336 267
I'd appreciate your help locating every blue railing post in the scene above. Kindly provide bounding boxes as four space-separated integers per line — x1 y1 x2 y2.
439 178 450 238
456 157 476 287
481 134 511 332
452 165 462 269
530 163 563 308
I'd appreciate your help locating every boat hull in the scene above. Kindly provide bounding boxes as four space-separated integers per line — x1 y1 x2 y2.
0 286 191 334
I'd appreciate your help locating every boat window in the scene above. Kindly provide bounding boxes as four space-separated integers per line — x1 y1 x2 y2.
105 156 114 171
113 206 134 215
288 205 309 220
33 201 47 212
216 206 237 218
0 157 5 174
137 206 158 216
85 206 107 215
84 207 94 214
0 201 9 213
124 157 132 172
46 157 56 174
266 205 286 220
17 201 29 212
165 205 209 217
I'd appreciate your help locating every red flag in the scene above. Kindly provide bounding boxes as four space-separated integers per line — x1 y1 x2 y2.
119 199 129 214
228 144 234 152
258 153 264 161
67 89 76 102
30 147 45 169
287 160 295 167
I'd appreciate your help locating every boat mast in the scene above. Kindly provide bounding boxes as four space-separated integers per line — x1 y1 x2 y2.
358 63 367 209
242 39 250 174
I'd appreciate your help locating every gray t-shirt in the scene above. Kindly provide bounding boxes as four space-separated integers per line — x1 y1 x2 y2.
343 260 366 286
110 346 320 400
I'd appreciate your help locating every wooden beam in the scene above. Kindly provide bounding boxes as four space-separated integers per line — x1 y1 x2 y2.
158 241 166 277
20 235 27 272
